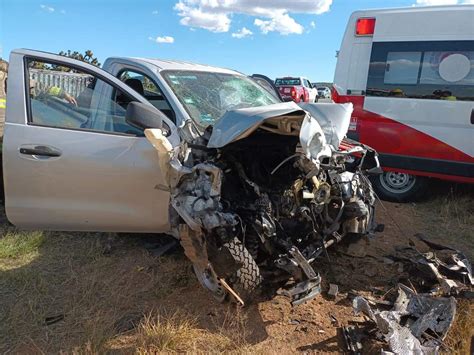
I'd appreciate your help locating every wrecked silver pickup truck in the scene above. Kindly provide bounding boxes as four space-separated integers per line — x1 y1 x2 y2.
152 102 383 305
4 50 382 304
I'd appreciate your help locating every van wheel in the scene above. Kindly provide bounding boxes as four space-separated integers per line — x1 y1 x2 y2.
371 172 427 202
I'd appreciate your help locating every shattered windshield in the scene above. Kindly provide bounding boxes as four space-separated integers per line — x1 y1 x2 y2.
162 70 279 127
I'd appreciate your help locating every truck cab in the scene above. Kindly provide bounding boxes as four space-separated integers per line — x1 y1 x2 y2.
2 50 262 231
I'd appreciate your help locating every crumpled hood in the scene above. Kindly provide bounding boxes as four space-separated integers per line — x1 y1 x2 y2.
207 101 354 152
207 102 305 148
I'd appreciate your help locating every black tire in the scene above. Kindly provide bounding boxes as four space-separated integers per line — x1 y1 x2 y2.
371 172 428 202
224 237 262 295
193 237 262 303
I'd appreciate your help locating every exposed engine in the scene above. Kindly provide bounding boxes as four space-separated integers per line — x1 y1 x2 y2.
147 103 383 305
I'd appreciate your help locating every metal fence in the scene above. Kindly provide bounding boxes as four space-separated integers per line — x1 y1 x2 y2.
30 69 91 97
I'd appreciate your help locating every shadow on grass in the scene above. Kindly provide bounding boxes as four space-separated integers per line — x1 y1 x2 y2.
0 206 268 353
0 180 472 353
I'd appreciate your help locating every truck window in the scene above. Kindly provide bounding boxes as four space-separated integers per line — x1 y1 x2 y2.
26 59 143 136
118 70 176 122
366 41 474 101
275 78 301 86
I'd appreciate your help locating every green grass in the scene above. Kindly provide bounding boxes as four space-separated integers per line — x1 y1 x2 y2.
0 230 44 259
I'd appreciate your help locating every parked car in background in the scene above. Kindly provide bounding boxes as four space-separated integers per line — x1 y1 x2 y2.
333 5 474 202
275 77 318 103
317 86 331 99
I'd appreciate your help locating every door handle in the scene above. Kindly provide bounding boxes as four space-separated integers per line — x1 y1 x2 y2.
19 145 62 157
471 109 474 125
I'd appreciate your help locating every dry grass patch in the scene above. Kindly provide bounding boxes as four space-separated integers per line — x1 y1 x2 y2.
108 306 251 355
415 187 474 259
136 311 207 353
443 299 474 355
0 229 196 353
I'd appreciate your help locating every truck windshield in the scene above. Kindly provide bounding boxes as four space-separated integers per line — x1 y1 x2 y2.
162 70 279 127
275 78 301 86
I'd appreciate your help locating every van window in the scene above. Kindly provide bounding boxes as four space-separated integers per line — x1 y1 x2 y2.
384 52 421 85
366 41 474 101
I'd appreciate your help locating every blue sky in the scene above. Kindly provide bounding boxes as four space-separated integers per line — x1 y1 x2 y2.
0 0 466 81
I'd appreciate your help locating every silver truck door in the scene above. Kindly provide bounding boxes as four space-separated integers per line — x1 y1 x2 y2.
250 74 282 101
3 49 180 232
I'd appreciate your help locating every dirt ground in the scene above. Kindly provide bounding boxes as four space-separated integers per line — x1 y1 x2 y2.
0 183 473 353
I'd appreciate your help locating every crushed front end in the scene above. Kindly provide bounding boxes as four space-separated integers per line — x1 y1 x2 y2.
148 102 383 305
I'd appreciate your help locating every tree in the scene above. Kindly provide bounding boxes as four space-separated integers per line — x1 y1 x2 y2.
53 50 101 72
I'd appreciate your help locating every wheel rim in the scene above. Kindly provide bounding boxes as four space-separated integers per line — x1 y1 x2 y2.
379 172 416 194
193 264 227 302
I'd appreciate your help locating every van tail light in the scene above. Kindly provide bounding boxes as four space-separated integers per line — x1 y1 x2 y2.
291 87 297 98
331 86 340 103
355 18 375 36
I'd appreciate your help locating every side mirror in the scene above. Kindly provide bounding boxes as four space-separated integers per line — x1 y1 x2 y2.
125 102 165 130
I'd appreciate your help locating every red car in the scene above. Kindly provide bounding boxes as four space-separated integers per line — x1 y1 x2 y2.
275 77 318 103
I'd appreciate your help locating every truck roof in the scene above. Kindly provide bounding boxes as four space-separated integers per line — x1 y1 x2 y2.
107 57 243 75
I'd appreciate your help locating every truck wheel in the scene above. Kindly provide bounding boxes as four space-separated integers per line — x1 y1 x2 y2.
371 172 427 202
193 237 262 303
193 264 228 302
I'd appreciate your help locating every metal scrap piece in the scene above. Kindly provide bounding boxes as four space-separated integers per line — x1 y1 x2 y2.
342 325 363 354
415 234 474 286
353 284 457 354
288 246 318 279
328 283 339 298
179 225 208 270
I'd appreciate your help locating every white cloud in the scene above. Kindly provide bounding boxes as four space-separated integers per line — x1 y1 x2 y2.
415 0 472 4
40 4 55 12
152 10 159 15
231 27 253 38
254 13 304 35
174 0 332 35
175 2 230 32
148 36 175 43
310 21 316 28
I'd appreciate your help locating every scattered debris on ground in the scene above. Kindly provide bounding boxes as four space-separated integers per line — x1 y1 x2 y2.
348 235 473 354
1 194 473 353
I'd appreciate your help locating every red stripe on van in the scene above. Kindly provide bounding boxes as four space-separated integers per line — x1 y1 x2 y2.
333 93 474 164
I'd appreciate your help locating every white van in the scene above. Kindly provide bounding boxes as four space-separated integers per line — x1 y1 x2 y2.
333 5 474 201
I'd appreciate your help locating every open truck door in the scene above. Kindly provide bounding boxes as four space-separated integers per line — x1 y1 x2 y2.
250 74 283 102
3 49 180 232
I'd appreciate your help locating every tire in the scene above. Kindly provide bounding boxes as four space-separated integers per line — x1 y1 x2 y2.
224 237 262 295
371 172 428 202
193 237 262 303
